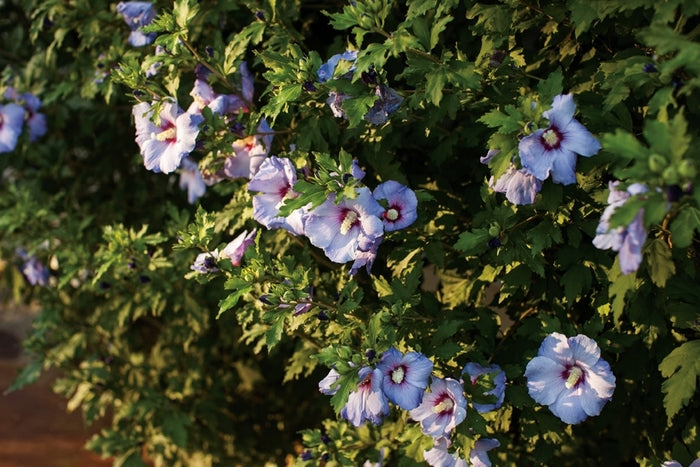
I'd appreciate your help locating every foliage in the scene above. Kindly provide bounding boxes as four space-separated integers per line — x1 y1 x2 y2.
1 0 699 465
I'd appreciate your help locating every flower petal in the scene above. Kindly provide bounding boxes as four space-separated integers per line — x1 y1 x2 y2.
560 118 601 157
525 356 567 406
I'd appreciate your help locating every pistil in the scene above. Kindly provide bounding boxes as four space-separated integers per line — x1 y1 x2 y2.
340 210 359 235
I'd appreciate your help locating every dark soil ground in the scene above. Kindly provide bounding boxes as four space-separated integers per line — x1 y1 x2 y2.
0 304 111 467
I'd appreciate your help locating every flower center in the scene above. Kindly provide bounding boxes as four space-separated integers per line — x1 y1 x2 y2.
340 210 359 235
433 396 454 414
359 372 373 389
385 207 400 221
541 127 562 149
391 365 405 384
154 126 177 142
565 365 584 389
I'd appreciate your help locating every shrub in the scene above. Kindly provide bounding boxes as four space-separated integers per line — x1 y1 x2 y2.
1 0 699 465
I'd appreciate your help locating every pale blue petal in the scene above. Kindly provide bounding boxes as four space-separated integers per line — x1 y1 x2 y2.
537 332 572 363
567 334 601 367
519 131 552 181
543 93 576 128
525 356 567 406
550 387 589 424
560 118 601 157
549 148 578 185
619 211 646 274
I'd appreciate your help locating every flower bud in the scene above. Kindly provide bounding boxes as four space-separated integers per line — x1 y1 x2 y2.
663 166 679 185
648 153 666 173
678 160 697 179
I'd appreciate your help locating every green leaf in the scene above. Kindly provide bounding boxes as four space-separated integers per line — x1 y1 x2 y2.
162 410 190 448
645 237 676 288
560 263 592 305
218 277 253 317
5 359 43 394
608 266 637 323
430 15 453 50
265 314 287 349
670 207 700 248
454 228 490 256
601 130 649 161
173 0 200 28
537 69 563 104
425 68 447 106
659 340 700 421
478 106 522 134
329 371 358 415
343 93 378 127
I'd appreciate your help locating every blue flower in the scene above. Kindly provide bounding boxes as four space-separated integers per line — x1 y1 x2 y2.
191 250 219 274
365 85 403 125
372 180 418 231
326 91 350 119
304 187 384 264
349 235 381 276
340 366 390 427
462 362 506 413
524 332 616 425
592 182 649 274
132 101 203 174
519 94 601 185
248 156 307 235
221 229 256 266
489 165 542 205
179 157 206 204
223 118 272 179
409 377 467 438
117 1 157 47
376 346 433 410
317 50 358 83
0 103 26 153
468 438 500 467
318 369 340 395
16 249 49 286
5 89 47 142
663 460 700 467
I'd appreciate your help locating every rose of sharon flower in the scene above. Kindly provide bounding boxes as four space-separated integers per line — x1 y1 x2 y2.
592 181 649 275
365 85 403 125
462 362 506 413
468 438 500 467
409 377 467 438
221 229 256 266
117 1 157 47
376 346 433 410
223 118 273 179
318 368 340 395
372 180 418 231
340 366 390 427
349 235 381 276
524 332 615 424
0 103 26 153
191 250 219 274
132 101 203 173
489 165 542 205
5 89 47 142
248 156 306 236
304 187 384 264
423 437 467 467
663 460 700 467
179 157 206 204
519 93 601 185
16 249 49 287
